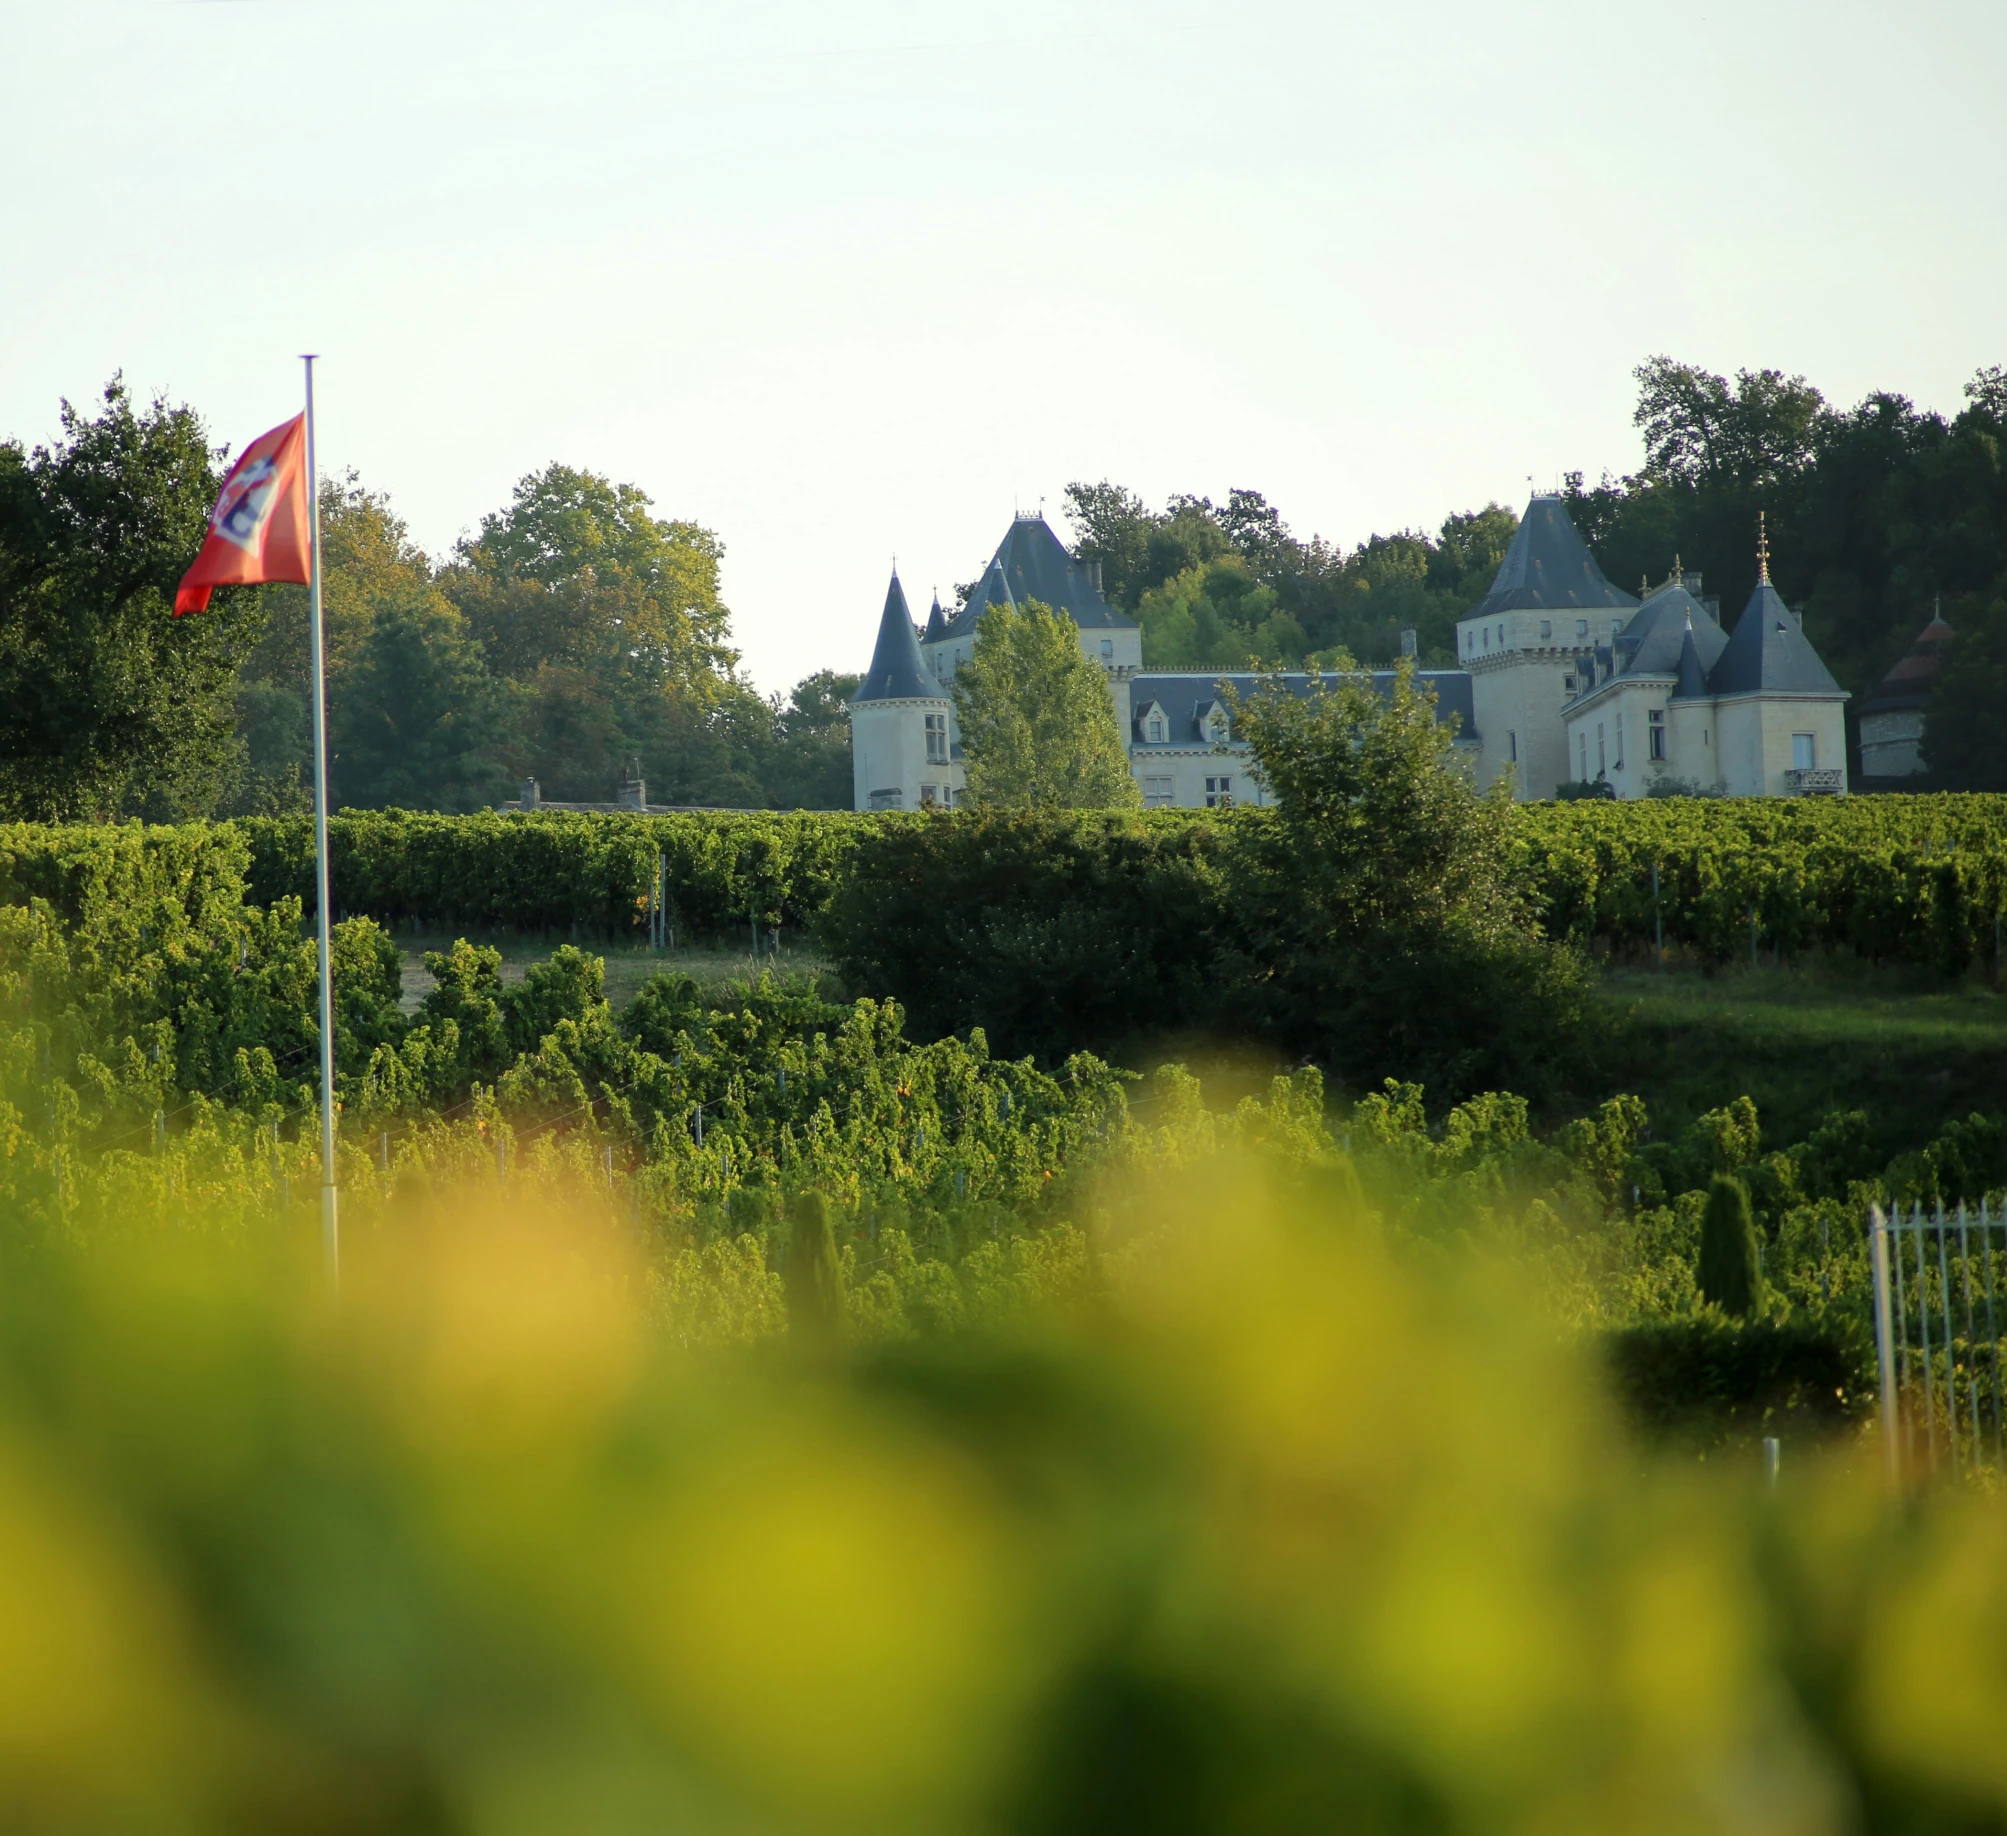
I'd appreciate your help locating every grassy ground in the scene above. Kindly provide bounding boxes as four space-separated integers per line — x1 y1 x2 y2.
395 933 831 1015
1593 958 2007 1155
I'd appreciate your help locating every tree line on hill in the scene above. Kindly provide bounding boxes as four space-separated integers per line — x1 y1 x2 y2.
3 355 2004 821
0 379 856 821
1063 356 2007 786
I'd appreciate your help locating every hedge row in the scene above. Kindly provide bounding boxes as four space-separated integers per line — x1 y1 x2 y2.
2 794 2004 969
234 809 899 938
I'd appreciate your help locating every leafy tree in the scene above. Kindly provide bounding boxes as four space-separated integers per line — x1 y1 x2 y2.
445 463 735 686
1632 356 1826 491
234 472 455 813
759 670 860 809
1064 479 1515 669
951 600 1140 810
1923 602 2007 787
1135 557 1301 667
785 1190 845 1358
1229 663 1587 1096
331 593 510 811
443 462 770 804
1697 1175 1761 1318
0 379 261 819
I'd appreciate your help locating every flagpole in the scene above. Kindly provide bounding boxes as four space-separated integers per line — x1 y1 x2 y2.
302 354 339 1290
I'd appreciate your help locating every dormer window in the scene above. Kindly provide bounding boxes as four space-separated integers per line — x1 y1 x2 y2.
1148 713 1166 744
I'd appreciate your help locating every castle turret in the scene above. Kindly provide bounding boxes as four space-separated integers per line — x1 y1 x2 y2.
850 573 958 811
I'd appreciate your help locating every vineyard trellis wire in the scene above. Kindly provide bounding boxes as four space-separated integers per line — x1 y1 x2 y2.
1869 1200 2007 1488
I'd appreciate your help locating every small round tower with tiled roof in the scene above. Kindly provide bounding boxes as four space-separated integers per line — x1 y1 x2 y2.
1857 606 1954 781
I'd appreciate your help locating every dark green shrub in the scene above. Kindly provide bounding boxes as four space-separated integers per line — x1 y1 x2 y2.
786 1191 844 1357
1605 1311 1871 1447
1697 1175 1761 1317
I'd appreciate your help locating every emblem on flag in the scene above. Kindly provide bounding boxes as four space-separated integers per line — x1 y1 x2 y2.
174 413 312 614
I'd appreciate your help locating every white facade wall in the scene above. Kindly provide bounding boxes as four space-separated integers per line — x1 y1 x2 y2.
850 699 963 811
1457 606 1626 799
1129 747 1266 809
1713 697 1849 797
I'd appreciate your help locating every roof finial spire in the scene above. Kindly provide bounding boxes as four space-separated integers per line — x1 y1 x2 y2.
1755 512 1770 586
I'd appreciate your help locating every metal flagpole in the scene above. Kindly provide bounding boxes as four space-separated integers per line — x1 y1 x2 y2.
303 354 339 1290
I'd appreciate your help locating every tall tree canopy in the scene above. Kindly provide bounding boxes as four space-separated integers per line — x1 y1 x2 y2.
1565 357 2007 781
951 601 1139 810
0 379 262 820
1063 481 1517 670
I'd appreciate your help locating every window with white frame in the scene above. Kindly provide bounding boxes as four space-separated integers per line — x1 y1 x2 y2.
924 712 948 764
1145 707 1167 744
1575 618 1588 639
1204 776 1233 807
1614 714 1624 769
1143 775 1174 808
919 783 939 808
1540 619 1552 641
1596 722 1606 775
1792 733 1816 770
1578 733 1588 779
1648 708 1666 760
1100 639 1113 659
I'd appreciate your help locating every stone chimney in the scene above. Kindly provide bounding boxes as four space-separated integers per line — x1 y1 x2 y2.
520 777 541 810
1399 628 1417 659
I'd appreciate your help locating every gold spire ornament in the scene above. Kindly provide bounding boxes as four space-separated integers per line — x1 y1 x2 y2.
1756 512 1771 586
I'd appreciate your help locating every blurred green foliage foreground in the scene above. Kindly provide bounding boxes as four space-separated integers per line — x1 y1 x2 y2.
4 1157 2007 1836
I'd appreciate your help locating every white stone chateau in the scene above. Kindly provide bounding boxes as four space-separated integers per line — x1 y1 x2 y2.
850 499 1849 809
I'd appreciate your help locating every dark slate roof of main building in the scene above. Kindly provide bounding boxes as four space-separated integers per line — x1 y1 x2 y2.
1467 496 1639 619
945 515 1138 638
1707 579 1845 698
852 574 945 703
1128 671 1477 745
1614 582 1729 678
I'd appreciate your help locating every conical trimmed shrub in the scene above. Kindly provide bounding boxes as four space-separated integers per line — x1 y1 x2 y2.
785 1191 845 1358
1697 1175 1761 1319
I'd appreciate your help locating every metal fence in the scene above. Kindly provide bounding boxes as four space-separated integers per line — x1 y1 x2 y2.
1869 1201 2006 1487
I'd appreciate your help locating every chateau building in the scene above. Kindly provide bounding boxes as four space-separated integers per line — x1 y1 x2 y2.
1554 516 1847 797
849 514 1473 811
851 500 1849 810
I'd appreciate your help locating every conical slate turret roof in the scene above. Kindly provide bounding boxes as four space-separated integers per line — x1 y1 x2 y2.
1708 579 1843 697
852 574 945 703
1672 613 1712 700
922 592 948 643
945 514 1136 637
1466 497 1639 619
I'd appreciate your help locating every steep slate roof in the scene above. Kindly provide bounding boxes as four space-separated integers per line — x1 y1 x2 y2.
1707 579 1844 697
946 515 1138 638
922 592 949 643
1466 496 1639 619
852 574 945 703
1858 613 1954 715
1614 582 1729 677
1128 671 1478 746
1672 615 1712 700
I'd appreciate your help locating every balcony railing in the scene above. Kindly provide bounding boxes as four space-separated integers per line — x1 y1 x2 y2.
1785 767 1845 796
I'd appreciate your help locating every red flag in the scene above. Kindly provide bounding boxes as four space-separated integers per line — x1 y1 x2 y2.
173 413 312 615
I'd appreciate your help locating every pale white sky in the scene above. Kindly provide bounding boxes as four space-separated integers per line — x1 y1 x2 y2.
3 0 2002 692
